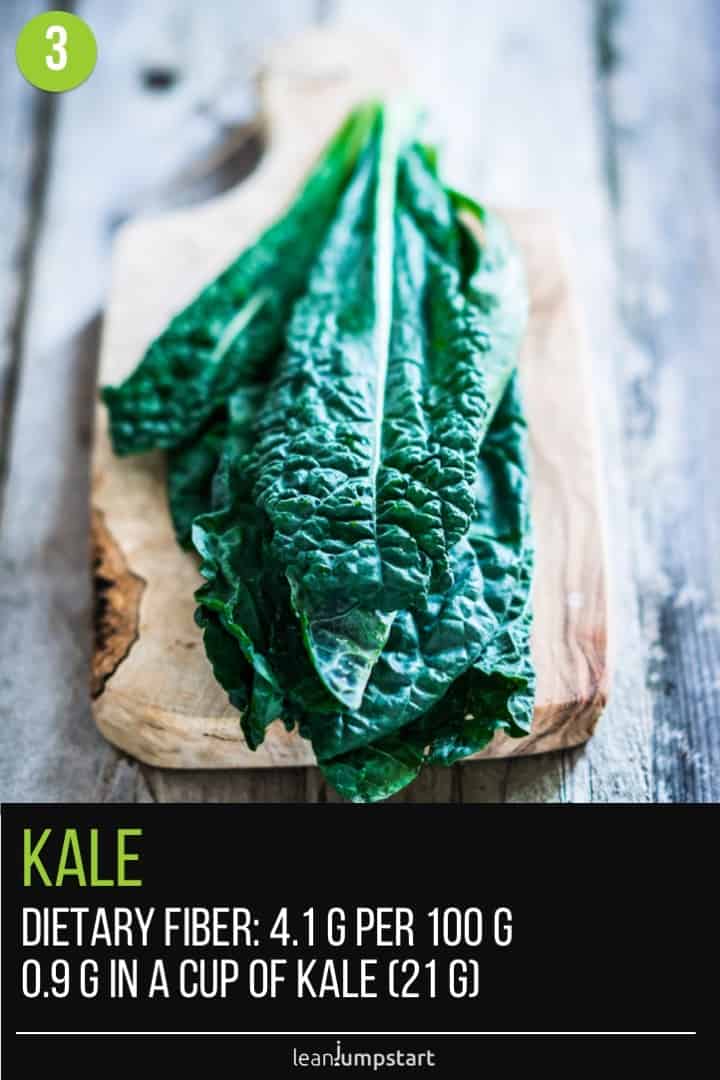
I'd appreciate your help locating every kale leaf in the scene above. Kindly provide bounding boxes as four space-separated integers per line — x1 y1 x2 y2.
320 373 535 801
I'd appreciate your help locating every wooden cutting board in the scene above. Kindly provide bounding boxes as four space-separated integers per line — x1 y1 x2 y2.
91 26 609 769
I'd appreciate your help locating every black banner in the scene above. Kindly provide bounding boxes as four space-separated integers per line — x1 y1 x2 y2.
1 805 704 1067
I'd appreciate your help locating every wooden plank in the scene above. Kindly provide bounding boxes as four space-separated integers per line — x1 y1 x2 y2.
334 0 654 802
0 1 62 802
90 26 608 781
0 0 319 803
598 0 720 801
0 0 48 498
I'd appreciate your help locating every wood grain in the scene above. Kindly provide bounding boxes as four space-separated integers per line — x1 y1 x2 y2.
90 26 609 772
0 0 49 504
597 0 720 801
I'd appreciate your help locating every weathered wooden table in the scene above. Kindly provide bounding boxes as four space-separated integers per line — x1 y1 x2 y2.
1 0 717 803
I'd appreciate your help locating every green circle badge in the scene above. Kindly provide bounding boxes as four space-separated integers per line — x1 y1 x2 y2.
16 11 97 93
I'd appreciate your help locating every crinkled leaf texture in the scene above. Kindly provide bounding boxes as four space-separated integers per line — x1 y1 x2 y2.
103 102 535 802
230 113 527 713
320 374 534 801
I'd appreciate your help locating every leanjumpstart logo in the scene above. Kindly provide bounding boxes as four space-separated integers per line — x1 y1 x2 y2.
291 1042 436 1070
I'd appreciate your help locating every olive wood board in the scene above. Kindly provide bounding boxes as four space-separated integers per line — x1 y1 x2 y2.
90 26 610 770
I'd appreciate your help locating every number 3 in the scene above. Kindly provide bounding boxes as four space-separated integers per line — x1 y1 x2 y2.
45 25 68 71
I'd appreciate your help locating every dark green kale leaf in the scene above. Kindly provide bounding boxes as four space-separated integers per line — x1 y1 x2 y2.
319 373 535 802
167 418 226 548
167 377 271 548
247 119 401 710
102 104 378 456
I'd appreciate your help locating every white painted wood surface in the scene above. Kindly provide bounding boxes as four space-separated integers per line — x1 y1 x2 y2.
1 0 717 802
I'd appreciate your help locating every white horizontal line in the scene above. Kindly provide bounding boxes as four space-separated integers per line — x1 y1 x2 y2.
15 1032 697 1036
